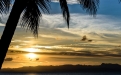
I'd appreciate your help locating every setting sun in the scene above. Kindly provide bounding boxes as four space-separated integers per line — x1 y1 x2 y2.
26 53 37 59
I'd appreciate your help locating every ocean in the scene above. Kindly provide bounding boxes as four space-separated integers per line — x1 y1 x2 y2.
0 72 121 75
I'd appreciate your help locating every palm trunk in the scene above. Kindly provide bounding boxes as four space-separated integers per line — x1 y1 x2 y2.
0 0 26 69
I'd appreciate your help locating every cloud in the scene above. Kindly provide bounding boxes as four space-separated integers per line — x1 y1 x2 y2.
51 0 78 4
1 8 121 52
0 13 10 24
25 37 34 39
81 35 87 41
45 48 121 57
39 14 121 34
39 28 80 38
4 58 13 61
1 8 121 36
38 14 121 44
37 47 75 52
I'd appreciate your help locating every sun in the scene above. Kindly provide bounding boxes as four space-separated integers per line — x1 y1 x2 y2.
25 48 39 53
26 53 37 59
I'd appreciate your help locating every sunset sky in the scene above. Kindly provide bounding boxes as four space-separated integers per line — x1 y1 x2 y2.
1 0 121 68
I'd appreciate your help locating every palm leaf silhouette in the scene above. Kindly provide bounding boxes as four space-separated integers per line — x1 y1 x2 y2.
78 0 99 16
59 0 70 28
0 0 101 69
0 0 99 36
0 0 12 14
20 0 50 37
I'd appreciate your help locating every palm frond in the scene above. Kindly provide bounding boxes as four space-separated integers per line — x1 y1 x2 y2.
59 0 70 28
20 0 50 37
37 0 50 13
77 0 99 16
0 0 12 14
119 0 121 3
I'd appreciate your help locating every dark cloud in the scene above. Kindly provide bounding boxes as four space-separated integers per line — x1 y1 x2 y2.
31 49 121 58
63 44 104 48
80 35 93 42
4 58 13 61
38 47 75 52
81 35 87 41
88 40 93 42
36 58 39 61
38 48 121 58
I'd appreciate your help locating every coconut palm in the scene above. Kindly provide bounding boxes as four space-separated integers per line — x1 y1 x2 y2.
0 0 99 69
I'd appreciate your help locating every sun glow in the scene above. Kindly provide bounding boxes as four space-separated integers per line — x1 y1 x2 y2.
25 48 40 53
26 53 37 59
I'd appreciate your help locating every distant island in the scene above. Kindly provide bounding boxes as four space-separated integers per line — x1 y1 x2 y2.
1 63 121 73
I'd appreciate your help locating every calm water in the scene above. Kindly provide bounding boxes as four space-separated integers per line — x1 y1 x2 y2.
0 72 121 75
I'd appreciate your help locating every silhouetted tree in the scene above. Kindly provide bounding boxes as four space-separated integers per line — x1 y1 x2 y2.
0 0 99 69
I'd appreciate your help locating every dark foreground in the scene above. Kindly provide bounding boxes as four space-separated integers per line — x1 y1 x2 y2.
1 63 121 73
0 72 121 75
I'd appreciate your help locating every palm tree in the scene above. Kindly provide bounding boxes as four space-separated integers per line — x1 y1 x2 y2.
0 0 99 69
